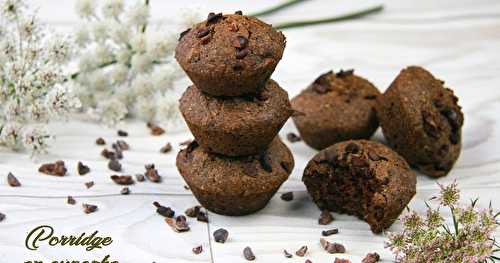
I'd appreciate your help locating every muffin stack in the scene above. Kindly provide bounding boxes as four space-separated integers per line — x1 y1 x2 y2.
174 12 294 216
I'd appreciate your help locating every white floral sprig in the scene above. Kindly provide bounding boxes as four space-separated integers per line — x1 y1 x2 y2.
386 181 500 263
72 0 199 128
0 0 80 156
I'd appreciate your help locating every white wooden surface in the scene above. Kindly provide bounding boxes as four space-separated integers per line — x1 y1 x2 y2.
1 0 500 262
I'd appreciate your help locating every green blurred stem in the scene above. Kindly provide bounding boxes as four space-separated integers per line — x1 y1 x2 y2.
273 5 384 30
250 0 308 17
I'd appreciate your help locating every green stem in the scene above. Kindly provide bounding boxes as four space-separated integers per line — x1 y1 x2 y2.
140 0 150 33
273 5 384 30
69 60 117 81
451 206 459 237
250 0 308 17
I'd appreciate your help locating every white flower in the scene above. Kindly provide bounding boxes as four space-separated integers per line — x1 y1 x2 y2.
147 32 176 58
115 48 131 65
75 0 95 19
151 64 180 91
93 44 114 65
125 1 149 28
91 21 108 42
97 98 128 126
130 53 153 73
0 121 23 150
101 0 123 19
45 84 81 118
75 25 91 47
179 7 203 28
46 35 72 64
1 0 26 20
90 71 110 91
22 125 51 156
130 33 147 53
109 22 130 43
135 95 156 121
131 74 155 95
155 93 184 131
78 52 97 72
110 64 129 85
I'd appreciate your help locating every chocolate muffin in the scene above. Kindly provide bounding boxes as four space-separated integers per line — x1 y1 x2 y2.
291 70 381 150
303 140 416 233
176 138 294 216
175 12 286 96
377 66 463 177
179 79 292 156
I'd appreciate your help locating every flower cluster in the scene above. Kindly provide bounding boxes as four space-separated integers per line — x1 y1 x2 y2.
386 182 500 263
72 0 199 128
0 0 80 156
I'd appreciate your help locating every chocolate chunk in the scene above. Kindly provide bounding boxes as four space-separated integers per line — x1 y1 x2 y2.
96 137 106 145
367 151 383 161
362 252 380 263
120 187 130 195
234 10 243 15
160 143 172 153
295 246 308 257
283 250 292 258
422 110 440 138
108 160 122 172
180 139 193 146
280 192 294 201
77 161 90 175
83 204 98 214
233 36 248 49
196 27 211 38
110 175 134 185
84 181 94 189
442 108 461 130
280 161 292 174
258 154 273 173
185 205 201 218
243 247 256 261
286 132 301 143
153 201 175 218
39 160 67 176
206 12 223 24
117 130 128 137
213 228 229 243
321 228 339 236
7 172 20 187
336 69 354 78
179 28 191 41
318 210 334 225
236 49 249 59
449 132 460 145
166 215 190 232
67 196 76 205
192 245 203 255
312 83 331 94
345 143 360 154
145 164 162 183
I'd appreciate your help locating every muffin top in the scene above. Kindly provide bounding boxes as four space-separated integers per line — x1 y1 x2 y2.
180 79 292 131
175 12 286 77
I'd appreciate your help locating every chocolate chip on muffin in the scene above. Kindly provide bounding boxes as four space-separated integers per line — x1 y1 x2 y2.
377 66 463 177
176 138 294 216
179 79 292 156
291 69 381 150
303 140 416 233
175 13 286 96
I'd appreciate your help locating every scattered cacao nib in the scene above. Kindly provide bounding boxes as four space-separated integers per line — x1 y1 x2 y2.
321 228 339 236
111 175 134 185
117 130 128 137
196 27 211 38
135 174 145 182
180 139 193 146
258 154 272 173
286 132 301 143
233 36 248 49
192 245 203 255
206 12 223 24
160 143 172 153
108 160 122 172
295 245 308 257
77 161 90 175
166 215 190 233
213 228 229 243
320 238 345 254
82 203 98 214
145 164 162 183
101 148 116 160
336 69 354 78
318 210 334 225
67 196 76 205
113 140 130 151
153 201 175 218
334 258 351 263
183 185 190 190
197 211 208 223
84 181 94 189
243 246 256 261
0 212 5 222
96 137 106 145
179 28 191 41
345 142 360 154
185 205 201 217
39 160 67 176
283 250 293 258
120 187 130 195
243 162 257 177
236 49 249 59
362 252 380 263
7 172 21 187
280 192 294 201
234 10 243 15
305 260 312 263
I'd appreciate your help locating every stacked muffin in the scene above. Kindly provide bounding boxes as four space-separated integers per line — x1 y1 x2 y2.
175 12 294 216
